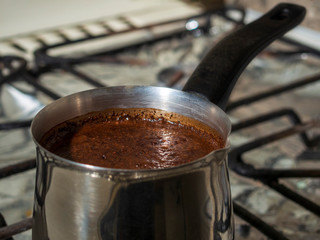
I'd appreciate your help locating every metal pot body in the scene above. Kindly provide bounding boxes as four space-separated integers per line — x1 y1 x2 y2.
31 3 307 239
31 86 233 240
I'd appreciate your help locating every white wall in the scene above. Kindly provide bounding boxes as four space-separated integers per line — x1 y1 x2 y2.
0 0 173 38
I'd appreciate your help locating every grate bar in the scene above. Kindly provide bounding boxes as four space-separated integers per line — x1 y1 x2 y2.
0 218 32 240
229 120 320 179
0 120 32 131
232 108 314 147
230 120 319 157
233 201 289 240
0 56 27 86
0 214 13 240
226 73 320 111
60 64 106 88
265 180 320 217
0 159 36 179
23 73 61 100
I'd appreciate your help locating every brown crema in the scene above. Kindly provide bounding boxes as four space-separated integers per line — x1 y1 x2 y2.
40 108 225 169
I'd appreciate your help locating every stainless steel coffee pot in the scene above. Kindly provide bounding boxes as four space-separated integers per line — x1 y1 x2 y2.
31 4 306 240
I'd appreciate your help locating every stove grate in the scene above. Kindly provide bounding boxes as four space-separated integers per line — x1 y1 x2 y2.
229 107 320 239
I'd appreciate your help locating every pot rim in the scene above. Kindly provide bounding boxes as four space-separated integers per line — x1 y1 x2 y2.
31 86 231 176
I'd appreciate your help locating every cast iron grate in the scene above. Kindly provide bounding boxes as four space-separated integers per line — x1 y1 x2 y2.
229 109 320 240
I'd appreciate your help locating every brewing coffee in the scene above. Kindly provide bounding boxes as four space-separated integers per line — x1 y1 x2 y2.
40 108 225 169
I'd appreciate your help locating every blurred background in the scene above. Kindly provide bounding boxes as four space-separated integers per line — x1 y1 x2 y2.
1 0 320 38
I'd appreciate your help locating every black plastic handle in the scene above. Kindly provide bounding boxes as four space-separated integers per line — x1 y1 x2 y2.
182 3 306 110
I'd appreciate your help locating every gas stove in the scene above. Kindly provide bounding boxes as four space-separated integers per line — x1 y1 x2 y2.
0 2 319 240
